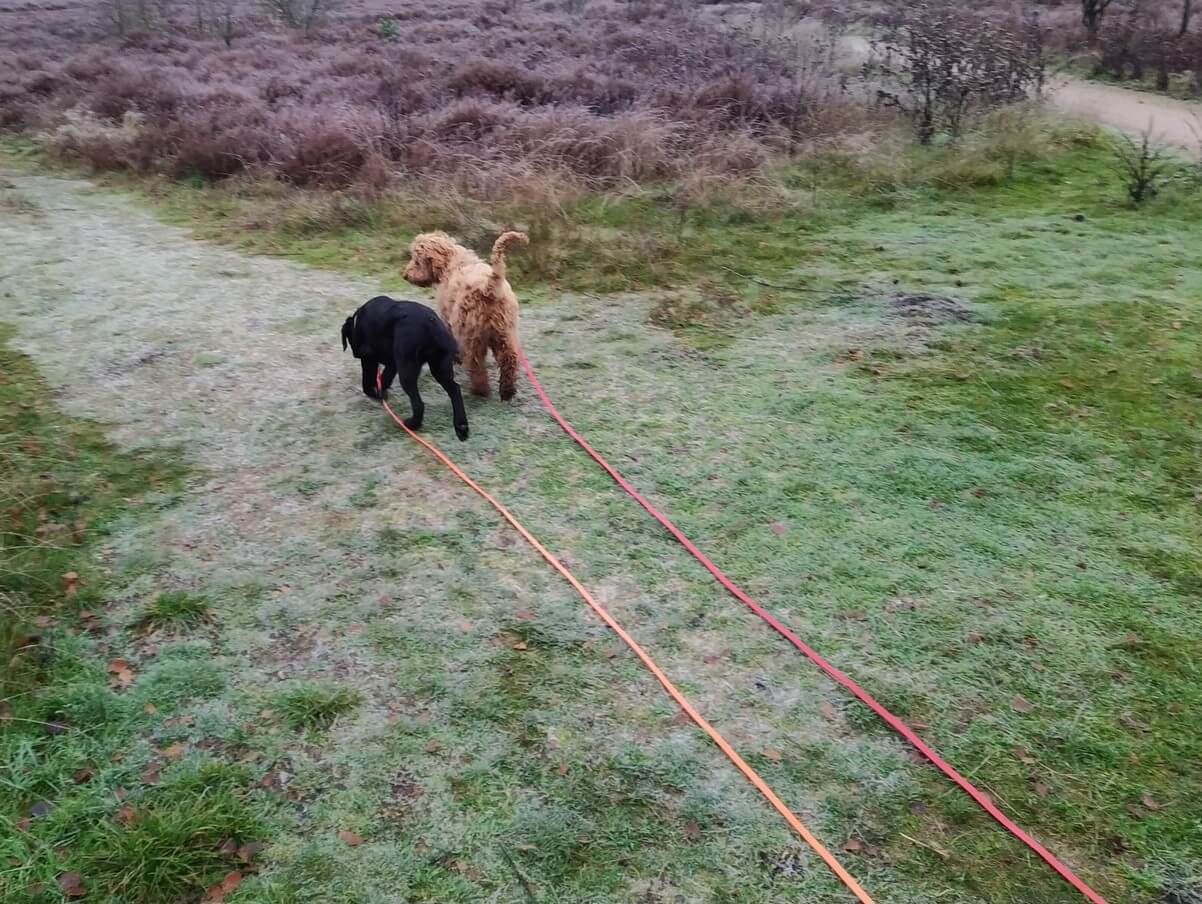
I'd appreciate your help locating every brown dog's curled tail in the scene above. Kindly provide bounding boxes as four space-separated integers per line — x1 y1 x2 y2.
489 231 529 284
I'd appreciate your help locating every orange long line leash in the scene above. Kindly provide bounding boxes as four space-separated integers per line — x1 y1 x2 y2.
378 387 877 904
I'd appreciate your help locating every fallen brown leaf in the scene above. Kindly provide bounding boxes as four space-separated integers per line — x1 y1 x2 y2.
683 820 701 841
204 870 242 902
425 740 442 754
1012 747 1037 765
72 766 96 784
514 608 535 620
819 702 837 721
116 803 139 826
238 841 266 863
1032 780 1050 797
57 872 86 898
762 748 783 763
338 830 364 846
143 702 157 715
219 838 238 856
160 742 185 760
1140 793 1163 811
843 838 863 854
1010 694 1034 714
61 572 81 596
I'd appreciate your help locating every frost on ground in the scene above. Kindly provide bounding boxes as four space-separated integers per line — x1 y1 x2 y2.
0 170 991 902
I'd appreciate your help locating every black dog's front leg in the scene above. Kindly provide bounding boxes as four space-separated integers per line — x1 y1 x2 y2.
397 361 425 430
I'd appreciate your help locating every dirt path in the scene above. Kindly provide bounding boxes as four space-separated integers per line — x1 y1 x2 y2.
1048 77 1201 149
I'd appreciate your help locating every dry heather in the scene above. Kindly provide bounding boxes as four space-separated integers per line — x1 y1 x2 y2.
0 0 864 194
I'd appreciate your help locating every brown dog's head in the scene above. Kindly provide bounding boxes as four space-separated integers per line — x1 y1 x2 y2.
404 231 457 287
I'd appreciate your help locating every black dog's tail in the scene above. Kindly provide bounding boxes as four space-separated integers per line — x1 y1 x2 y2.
341 315 355 352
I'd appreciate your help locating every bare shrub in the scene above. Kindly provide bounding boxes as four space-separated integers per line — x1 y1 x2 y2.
41 108 150 171
1096 3 1202 96
868 1 1046 144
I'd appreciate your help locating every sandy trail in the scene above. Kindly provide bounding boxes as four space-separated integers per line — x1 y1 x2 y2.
1048 77 1201 149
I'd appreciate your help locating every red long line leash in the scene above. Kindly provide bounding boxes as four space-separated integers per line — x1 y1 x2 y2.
376 372 878 902
516 346 1109 904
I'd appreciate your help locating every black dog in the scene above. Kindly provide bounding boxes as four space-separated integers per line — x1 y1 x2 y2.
342 296 469 441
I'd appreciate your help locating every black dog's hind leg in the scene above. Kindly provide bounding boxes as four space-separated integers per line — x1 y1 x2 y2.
397 360 425 431
378 361 398 401
361 358 381 398
431 352 469 441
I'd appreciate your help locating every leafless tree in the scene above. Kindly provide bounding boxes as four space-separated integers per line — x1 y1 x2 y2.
261 0 338 33
1181 0 1193 37
868 3 1045 144
1083 0 1117 41
106 0 159 35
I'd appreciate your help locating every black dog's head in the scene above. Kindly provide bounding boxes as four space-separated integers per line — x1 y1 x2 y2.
341 315 356 355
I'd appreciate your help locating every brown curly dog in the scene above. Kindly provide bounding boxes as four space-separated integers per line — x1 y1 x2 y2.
403 230 528 400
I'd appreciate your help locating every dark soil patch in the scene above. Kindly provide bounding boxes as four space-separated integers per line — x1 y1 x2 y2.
886 292 974 323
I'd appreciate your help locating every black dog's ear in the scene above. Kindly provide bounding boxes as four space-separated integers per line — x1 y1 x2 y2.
341 316 354 352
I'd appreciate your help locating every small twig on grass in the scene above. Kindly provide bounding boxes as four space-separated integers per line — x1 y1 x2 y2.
499 847 539 904
899 832 951 860
719 265 828 293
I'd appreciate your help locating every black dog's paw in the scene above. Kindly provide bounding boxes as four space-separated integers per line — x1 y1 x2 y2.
402 416 422 431
455 423 470 442
499 387 516 402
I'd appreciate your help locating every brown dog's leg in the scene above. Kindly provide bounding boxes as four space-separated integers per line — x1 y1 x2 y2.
492 337 519 401
463 338 490 397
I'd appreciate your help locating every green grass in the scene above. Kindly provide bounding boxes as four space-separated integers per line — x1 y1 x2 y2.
3 120 1202 902
272 683 361 731
0 329 281 904
136 590 212 630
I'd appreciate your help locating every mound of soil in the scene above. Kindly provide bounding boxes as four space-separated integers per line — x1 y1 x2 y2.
886 292 973 322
